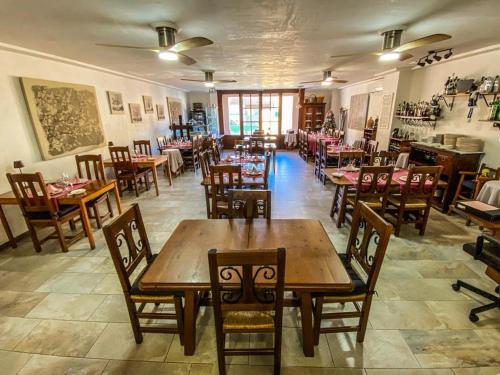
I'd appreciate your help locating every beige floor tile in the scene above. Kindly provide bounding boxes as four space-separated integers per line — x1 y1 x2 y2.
413 261 480 279
64 256 108 273
17 354 107 375
86 322 172 361
167 325 248 364
327 330 420 368
426 301 500 329
0 349 32 374
283 369 365 375
0 316 40 350
15 320 106 357
189 363 274 375
88 294 130 323
366 370 453 374
0 291 48 317
26 293 106 320
0 270 55 292
369 301 444 330
36 272 107 294
103 360 189 374
91 274 123 294
0 255 74 273
452 367 500 375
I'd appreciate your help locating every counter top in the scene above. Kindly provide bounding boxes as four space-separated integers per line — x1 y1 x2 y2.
411 142 485 155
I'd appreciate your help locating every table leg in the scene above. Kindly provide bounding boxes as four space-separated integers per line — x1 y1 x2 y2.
183 290 197 356
273 149 276 172
113 182 122 214
330 184 340 218
151 166 160 196
300 292 314 357
165 160 173 186
0 205 16 248
79 201 95 249
204 186 211 219
336 186 348 228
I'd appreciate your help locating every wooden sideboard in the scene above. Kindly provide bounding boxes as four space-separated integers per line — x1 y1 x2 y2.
409 143 483 211
389 137 416 153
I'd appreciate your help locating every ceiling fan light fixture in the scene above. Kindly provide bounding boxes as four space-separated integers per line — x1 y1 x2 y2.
379 52 400 61
204 82 215 88
321 81 332 86
158 51 178 61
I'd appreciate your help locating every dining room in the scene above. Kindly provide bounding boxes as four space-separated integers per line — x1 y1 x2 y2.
0 1 499 374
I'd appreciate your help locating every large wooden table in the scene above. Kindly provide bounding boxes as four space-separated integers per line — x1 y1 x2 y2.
140 219 353 357
103 155 172 196
0 180 121 249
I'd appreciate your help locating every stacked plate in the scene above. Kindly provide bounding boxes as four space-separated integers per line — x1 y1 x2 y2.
443 134 462 148
456 137 484 152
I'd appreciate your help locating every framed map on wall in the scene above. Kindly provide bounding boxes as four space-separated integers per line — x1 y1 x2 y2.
167 97 183 125
347 93 370 130
20 77 106 160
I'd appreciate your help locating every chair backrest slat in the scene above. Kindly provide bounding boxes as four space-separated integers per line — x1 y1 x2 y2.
109 146 135 175
75 154 106 181
228 189 271 219
133 140 152 156
7 172 56 216
355 165 394 202
338 151 365 168
402 166 442 200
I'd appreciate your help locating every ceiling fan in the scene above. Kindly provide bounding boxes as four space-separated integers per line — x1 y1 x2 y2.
181 71 237 87
96 21 213 66
300 70 348 86
331 29 451 62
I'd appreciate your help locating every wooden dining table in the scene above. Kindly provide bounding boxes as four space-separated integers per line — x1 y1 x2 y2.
140 219 353 357
0 180 122 249
102 154 172 196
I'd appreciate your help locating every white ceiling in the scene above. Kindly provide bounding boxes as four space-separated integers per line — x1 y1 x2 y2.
0 0 499 91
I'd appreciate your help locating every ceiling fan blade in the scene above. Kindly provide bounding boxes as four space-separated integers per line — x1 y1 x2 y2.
331 51 379 58
333 79 348 83
299 80 323 84
399 52 413 61
177 53 197 66
96 43 159 52
214 80 237 83
169 37 214 53
180 78 206 82
394 34 451 53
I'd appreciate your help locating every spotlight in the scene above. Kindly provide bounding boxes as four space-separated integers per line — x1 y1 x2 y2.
204 82 215 88
433 53 442 62
158 51 178 61
417 58 425 67
379 52 400 61
444 49 453 59
425 55 433 64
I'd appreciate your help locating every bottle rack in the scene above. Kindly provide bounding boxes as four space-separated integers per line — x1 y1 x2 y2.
439 93 496 111
394 115 437 128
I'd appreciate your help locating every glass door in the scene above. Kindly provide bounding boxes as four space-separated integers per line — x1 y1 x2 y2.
242 94 260 135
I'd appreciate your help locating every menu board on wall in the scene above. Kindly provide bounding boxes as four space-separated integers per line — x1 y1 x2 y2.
378 93 394 130
348 93 369 130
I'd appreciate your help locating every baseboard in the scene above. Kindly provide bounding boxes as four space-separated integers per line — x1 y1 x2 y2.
0 230 30 251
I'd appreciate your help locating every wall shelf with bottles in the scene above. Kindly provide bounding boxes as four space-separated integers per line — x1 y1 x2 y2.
394 116 437 128
439 93 496 111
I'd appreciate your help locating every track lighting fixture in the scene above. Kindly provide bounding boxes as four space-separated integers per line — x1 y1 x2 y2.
417 58 425 67
433 53 442 62
444 49 453 59
417 48 452 67
425 56 434 64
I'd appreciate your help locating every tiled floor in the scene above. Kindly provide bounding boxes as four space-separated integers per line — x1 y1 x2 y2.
0 151 499 374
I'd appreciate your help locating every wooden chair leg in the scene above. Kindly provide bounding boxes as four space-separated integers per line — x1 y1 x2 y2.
55 222 68 252
174 296 184 346
274 325 282 375
69 219 76 231
215 330 226 375
106 195 114 218
394 206 405 237
134 179 140 197
313 296 324 345
93 204 102 229
27 223 42 252
125 297 143 344
356 296 373 343
419 206 431 236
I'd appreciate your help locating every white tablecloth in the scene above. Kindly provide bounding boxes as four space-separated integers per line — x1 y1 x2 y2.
284 132 297 146
395 153 409 168
162 148 184 173
477 180 500 207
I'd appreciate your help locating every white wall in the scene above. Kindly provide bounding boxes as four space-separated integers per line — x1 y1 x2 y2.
0 47 187 244
304 89 332 110
400 48 500 165
187 91 210 112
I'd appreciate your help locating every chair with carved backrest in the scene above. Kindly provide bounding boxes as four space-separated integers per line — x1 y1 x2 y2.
336 165 394 227
228 189 272 219
109 146 151 197
133 140 152 156
200 150 213 218
313 202 392 344
211 139 222 165
210 165 242 218
156 136 167 153
314 138 322 178
103 203 184 344
450 163 500 208
6 172 86 252
338 151 365 168
352 138 366 150
208 247 286 375
75 154 113 228
386 165 442 236
297 130 304 159
371 151 399 166
319 140 338 184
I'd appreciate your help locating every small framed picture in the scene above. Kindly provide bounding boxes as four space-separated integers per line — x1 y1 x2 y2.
143 95 154 114
156 104 165 120
107 91 125 114
129 103 142 123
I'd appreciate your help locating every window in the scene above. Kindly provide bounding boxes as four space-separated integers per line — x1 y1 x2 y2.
261 93 279 134
242 94 259 135
281 94 294 134
227 96 240 135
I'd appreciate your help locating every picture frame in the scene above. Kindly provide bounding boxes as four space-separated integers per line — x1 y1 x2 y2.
143 95 154 114
156 104 165 120
107 91 125 114
167 97 183 125
129 103 142 123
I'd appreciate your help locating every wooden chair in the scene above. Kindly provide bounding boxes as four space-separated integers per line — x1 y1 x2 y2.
336 166 394 227
314 138 322 178
313 202 392 343
109 146 151 197
352 139 366 150
200 150 213 218
211 139 222 165
366 140 378 154
371 151 399 166
253 129 265 136
75 154 113 228
338 151 365 168
182 135 201 171
208 247 286 375
298 130 304 159
210 165 242 218
263 142 277 172
450 163 500 207
319 140 337 184
386 166 442 236
103 203 184 344
133 140 153 156
228 189 272 219
6 172 86 252
156 136 167 153
234 139 250 158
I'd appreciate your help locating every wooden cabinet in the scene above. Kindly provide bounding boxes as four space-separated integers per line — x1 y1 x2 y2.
300 103 326 130
389 137 416 153
409 143 483 211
